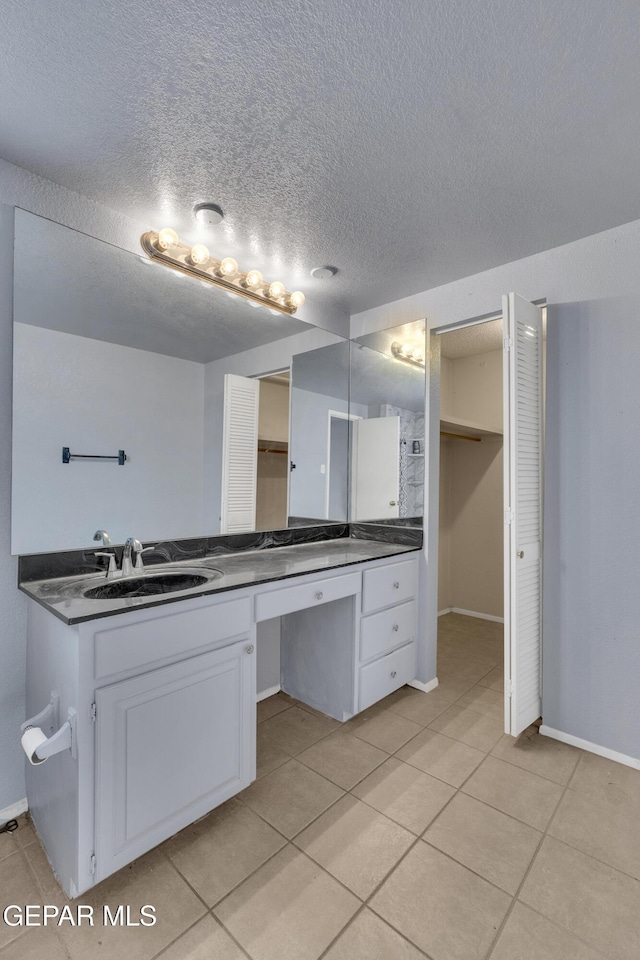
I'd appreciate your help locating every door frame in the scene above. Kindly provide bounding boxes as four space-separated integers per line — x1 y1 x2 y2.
426 303 545 735
324 410 361 520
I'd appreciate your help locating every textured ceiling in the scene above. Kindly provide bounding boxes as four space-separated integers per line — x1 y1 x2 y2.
14 210 312 362
437 318 503 359
3 0 640 316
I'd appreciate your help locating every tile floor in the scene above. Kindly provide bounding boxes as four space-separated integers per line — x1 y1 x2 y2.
2 613 640 959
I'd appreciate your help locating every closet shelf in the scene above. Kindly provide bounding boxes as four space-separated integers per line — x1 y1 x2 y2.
440 416 503 441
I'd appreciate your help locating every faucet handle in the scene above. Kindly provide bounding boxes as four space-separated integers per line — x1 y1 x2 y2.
134 545 155 572
94 551 117 576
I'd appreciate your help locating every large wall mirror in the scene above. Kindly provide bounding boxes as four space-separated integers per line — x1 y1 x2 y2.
11 210 349 553
11 211 426 554
350 321 426 523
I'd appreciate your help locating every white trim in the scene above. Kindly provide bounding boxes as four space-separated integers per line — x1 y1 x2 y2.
450 607 504 623
408 677 439 694
325 409 361 520
438 607 452 617
256 684 281 703
0 798 28 821
539 726 640 771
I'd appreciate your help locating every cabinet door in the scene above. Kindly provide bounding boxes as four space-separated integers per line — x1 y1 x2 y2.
95 639 255 882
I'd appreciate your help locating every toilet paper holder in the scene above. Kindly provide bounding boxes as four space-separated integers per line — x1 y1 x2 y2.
21 693 77 762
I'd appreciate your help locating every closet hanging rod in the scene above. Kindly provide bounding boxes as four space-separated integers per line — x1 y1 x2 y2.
258 446 288 455
440 431 481 442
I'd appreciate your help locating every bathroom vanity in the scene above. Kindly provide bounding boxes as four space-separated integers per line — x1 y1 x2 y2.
19 532 421 896
12 210 428 899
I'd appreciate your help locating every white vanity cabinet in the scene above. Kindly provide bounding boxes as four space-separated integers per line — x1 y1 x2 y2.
89 593 256 884
358 558 418 710
23 549 420 897
95 638 255 880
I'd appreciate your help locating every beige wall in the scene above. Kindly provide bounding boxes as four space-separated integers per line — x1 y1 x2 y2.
449 438 503 618
438 438 452 611
448 349 502 430
258 381 289 442
439 348 503 619
440 356 453 419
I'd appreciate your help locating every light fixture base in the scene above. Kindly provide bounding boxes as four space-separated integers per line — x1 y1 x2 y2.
194 203 225 227
311 265 338 280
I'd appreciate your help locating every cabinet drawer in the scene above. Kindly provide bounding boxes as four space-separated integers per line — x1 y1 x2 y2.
255 571 361 621
94 596 251 680
362 558 417 613
360 600 417 663
358 641 417 711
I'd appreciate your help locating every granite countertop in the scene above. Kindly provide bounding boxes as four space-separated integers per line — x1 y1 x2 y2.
20 537 420 625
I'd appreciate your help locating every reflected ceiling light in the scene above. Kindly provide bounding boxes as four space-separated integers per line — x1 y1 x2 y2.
391 340 425 368
140 229 306 316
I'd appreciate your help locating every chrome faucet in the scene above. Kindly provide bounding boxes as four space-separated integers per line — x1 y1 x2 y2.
122 537 143 578
93 529 112 546
94 537 154 579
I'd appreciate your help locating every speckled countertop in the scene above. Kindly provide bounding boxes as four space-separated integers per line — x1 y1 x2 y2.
20 538 420 625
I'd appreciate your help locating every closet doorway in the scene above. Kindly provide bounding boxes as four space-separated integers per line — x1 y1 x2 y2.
431 294 545 737
256 371 291 531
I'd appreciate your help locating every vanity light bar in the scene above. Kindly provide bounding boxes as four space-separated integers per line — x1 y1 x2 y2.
391 340 425 367
140 230 305 316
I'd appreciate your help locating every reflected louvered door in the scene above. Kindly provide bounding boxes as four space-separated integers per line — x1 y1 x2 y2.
221 374 260 534
503 293 543 736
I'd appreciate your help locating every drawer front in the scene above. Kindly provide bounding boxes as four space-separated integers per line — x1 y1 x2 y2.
360 600 417 663
255 570 361 622
362 558 417 613
94 596 251 680
358 641 417 711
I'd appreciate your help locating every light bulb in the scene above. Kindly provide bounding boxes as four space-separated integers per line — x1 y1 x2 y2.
401 342 413 357
289 291 305 309
244 269 263 289
269 308 280 315
268 280 285 300
412 348 423 362
157 227 179 251
189 244 210 265
219 257 238 277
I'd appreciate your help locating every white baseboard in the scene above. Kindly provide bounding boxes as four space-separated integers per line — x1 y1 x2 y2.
438 608 452 617
0 798 27 822
409 677 439 694
450 607 504 624
539 725 640 771
256 684 281 703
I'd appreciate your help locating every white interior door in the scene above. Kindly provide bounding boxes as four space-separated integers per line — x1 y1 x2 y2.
352 416 400 520
221 374 259 534
503 293 543 736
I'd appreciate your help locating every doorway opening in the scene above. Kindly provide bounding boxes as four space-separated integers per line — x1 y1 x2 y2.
256 370 290 531
436 317 505 722
432 301 546 736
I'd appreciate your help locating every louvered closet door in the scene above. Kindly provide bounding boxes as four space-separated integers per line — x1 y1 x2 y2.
503 293 543 736
221 374 260 534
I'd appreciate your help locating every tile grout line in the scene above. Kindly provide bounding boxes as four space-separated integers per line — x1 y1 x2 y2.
7 841 75 960
191 622 498 960
479 747 585 960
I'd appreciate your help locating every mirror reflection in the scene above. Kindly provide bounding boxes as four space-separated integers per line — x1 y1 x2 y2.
350 320 426 523
11 210 348 553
